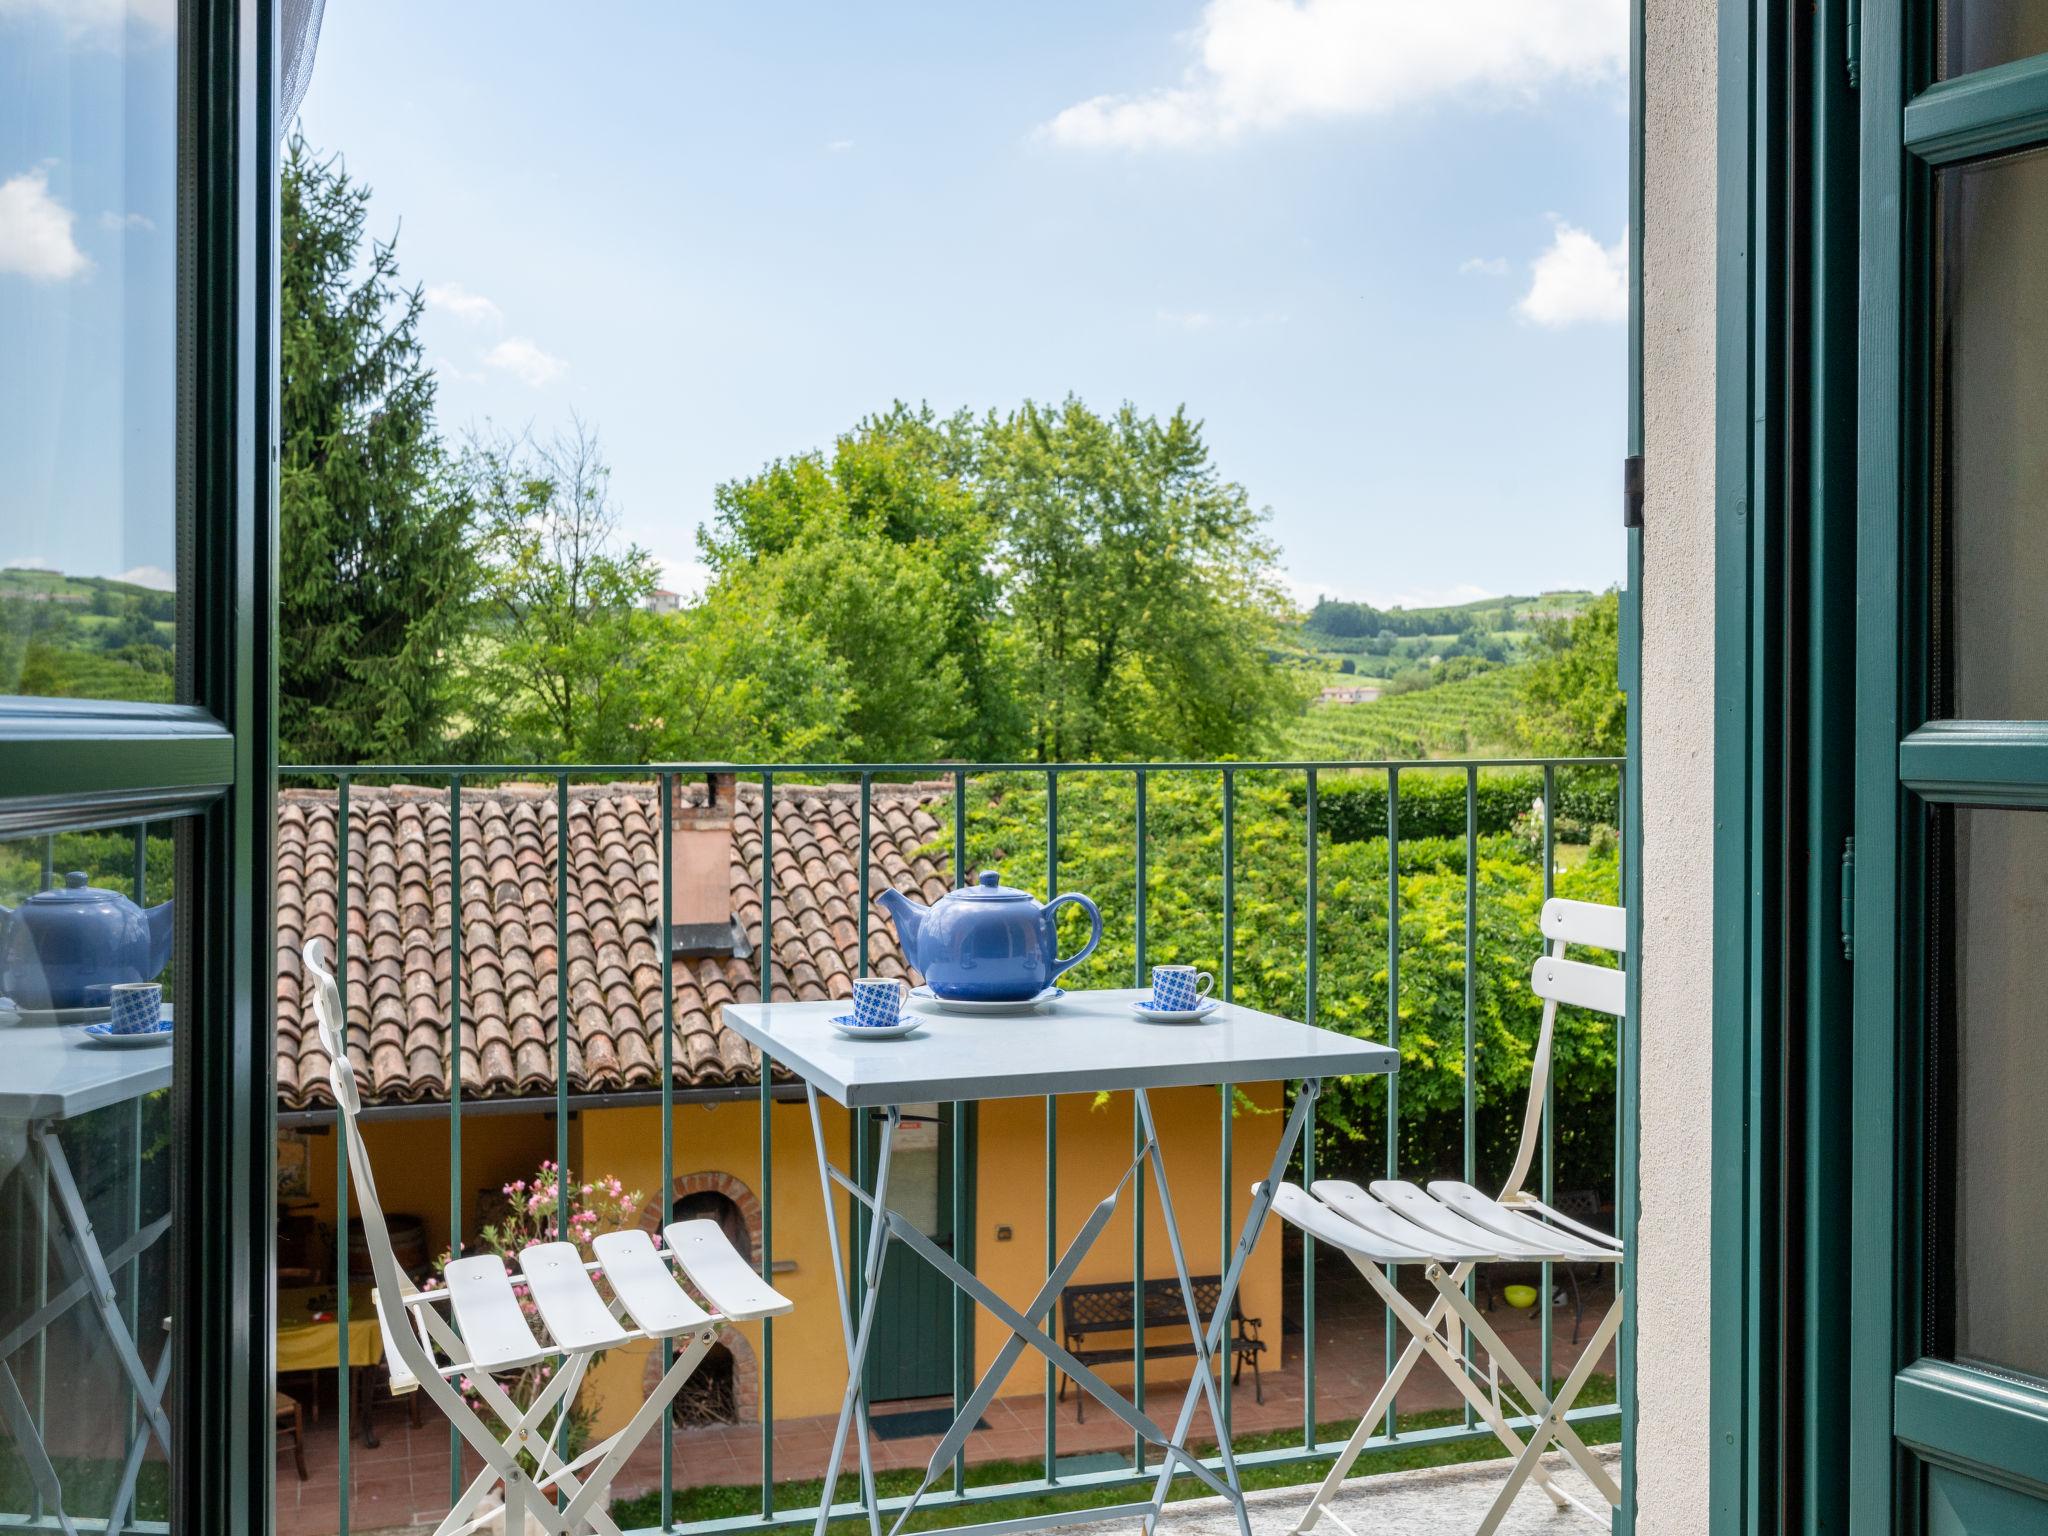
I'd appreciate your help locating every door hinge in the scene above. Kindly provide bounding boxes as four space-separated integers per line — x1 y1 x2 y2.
1622 454 1644 529
1839 835 1856 959
1847 0 1861 88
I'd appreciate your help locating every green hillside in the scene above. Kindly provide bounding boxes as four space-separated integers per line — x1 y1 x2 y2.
1287 665 1528 761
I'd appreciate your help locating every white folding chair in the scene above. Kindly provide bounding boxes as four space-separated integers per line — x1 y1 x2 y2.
301 939 792 1536
1272 897 1626 1536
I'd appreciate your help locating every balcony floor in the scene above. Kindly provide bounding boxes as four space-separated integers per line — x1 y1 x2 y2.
276 1266 1616 1536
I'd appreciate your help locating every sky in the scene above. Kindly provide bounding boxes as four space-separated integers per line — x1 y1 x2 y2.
2 0 1629 611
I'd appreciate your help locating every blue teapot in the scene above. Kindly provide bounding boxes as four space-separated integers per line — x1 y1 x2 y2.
0 872 175 1010
876 871 1102 1001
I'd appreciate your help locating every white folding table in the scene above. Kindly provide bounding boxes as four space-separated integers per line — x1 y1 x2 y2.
722 988 1396 1536
0 1025 174 1536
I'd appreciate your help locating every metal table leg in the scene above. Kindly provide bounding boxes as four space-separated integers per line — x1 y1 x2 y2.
1138 1079 1324 1536
0 1122 175 1536
808 1091 898 1536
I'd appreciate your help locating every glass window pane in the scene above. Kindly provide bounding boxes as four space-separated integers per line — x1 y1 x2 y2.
0 6 181 704
1940 1 2048 78
1934 148 2048 722
1943 808 2048 1383
0 818 183 1526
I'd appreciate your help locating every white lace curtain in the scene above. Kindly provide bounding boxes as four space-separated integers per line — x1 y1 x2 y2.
279 0 326 133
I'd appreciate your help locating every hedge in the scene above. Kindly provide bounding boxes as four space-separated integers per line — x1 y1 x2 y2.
1287 768 1620 845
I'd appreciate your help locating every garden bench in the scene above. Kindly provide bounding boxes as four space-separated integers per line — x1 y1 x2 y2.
1058 1275 1265 1420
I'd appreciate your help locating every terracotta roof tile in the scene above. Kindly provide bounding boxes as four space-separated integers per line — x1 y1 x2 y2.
275 780 959 1109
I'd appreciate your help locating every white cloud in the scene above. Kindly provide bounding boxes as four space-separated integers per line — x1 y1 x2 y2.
115 565 175 591
1156 308 1216 331
99 210 155 233
1459 255 1507 277
0 168 91 281
826 139 856 153
482 337 566 387
1516 222 1626 327
1040 0 1626 150
424 281 503 328
1 555 58 573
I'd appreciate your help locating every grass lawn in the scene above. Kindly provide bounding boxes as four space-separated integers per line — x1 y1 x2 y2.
609 1375 1617 1533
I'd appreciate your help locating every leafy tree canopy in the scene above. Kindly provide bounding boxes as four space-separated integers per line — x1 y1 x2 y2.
1513 588 1625 757
704 397 1305 762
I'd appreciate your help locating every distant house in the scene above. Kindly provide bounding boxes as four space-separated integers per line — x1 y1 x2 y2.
644 588 681 614
1317 685 1381 705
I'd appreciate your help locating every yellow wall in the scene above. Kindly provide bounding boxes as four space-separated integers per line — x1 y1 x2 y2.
289 1111 575 1264
572 1084 1285 1438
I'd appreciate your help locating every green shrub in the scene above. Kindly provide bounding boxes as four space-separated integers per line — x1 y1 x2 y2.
1287 769 1620 846
937 772 1622 1198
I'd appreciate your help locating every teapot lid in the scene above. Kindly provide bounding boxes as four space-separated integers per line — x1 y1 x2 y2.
25 872 113 906
952 870 1032 902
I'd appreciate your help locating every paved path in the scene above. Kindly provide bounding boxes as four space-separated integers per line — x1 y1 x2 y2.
1072 1449 1621 1536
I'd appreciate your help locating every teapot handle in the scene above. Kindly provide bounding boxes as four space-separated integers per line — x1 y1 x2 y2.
1045 893 1103 979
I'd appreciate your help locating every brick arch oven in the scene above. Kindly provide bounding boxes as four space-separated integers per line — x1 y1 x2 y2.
642 1171 765 1426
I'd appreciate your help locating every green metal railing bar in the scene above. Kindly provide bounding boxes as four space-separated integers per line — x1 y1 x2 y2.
276 753 1623 1536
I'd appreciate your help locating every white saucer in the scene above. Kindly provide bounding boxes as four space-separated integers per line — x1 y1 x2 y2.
908 986 1062 1016
76 1021 175 1049
828 1014 922 1041
1130 997 1221 1024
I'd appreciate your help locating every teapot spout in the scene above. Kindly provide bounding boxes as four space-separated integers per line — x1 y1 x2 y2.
145 898 176 979
874 887 926 970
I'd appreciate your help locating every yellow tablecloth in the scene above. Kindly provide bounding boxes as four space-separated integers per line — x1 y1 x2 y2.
276 1286 384 1372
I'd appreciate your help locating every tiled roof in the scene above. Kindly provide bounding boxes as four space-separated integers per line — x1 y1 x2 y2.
274 781 956 1110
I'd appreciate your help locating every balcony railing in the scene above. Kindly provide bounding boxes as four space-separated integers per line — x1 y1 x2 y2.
265 755 1624 1536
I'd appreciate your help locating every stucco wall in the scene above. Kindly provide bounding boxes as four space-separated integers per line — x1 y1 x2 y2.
1636 0 1718 1527
575 1083 1283 1440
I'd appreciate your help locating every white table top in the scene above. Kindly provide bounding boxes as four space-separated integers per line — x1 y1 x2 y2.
723 989 1397 1108
0 1020 173 1121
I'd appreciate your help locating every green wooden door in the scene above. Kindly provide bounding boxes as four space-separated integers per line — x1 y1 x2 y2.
862 1103 966 1403
1854 5 2048 1529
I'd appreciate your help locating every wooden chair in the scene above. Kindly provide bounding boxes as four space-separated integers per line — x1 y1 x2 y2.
275 1391 308 1482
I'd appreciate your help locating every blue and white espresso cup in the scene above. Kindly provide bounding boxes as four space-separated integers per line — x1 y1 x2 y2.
850 976 906 1029
108 981 163 1035
1150 965 1214 1012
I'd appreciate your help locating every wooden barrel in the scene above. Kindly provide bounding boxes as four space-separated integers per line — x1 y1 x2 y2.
347 1213 428 1281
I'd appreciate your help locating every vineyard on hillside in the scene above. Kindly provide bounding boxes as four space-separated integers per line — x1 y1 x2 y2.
1287 665 1528 761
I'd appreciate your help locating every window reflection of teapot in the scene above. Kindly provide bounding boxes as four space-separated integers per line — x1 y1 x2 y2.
0 872 175 1010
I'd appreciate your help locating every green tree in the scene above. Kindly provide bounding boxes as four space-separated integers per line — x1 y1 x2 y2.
1513 588 1626 757
279 136 477 764
983 398 1306 760
461 421 663 763
703 405 1015 758
631 586 849 763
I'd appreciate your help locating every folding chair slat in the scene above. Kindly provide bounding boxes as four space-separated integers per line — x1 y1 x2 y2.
444 1255 551 1371
1530 955 1626 1017
1507 1193 1624 1252
1357 1179 1573 1262
1298 1180 1495 1264
593 1230 713 1338
518 1242 635 1352
1540 895 1627 953
1425 1181 1620 1261
663 1219 793 1320
1265 1183 1442 1264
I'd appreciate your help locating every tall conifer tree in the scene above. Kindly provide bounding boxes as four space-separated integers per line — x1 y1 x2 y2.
280 135 474 763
